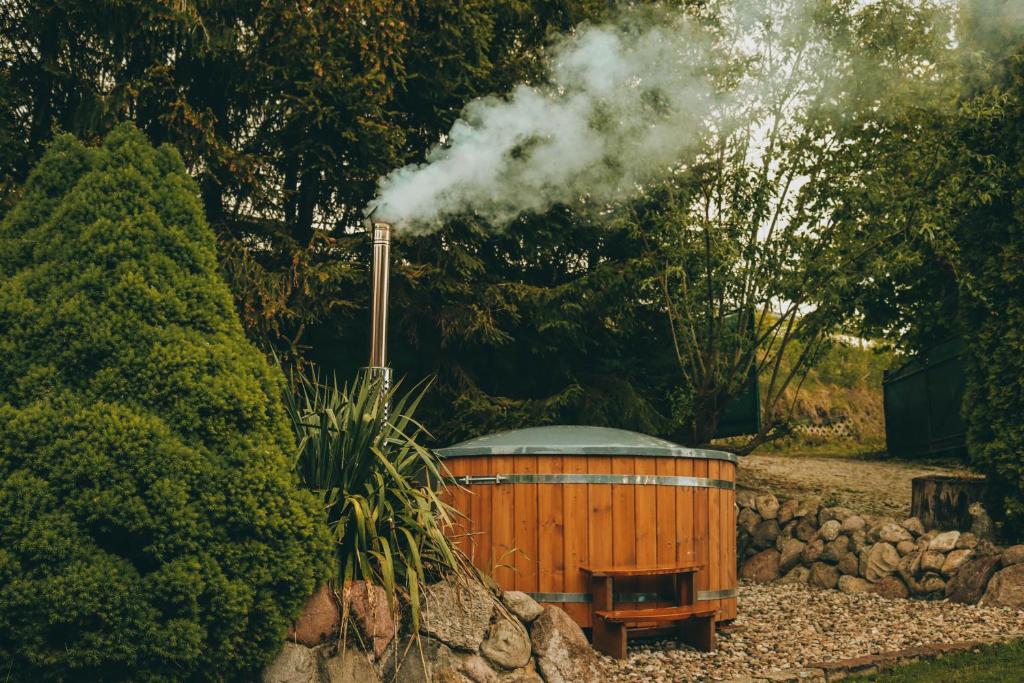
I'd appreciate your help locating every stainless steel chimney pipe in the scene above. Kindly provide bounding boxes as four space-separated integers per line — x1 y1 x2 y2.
366 220 393 391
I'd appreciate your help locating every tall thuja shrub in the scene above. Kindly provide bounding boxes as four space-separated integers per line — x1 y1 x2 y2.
957 37 1024 540
0 126 332 680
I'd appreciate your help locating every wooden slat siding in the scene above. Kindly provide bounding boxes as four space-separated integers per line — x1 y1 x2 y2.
476 455 494 573
588 455 613 630
610 456 637 613
446 459 468 555
465 456 482 566
693 458 710 608
707 459 722 616
513 455 539 593
676 457 695 571
536 455 565 618
725 462 738 620
563 455 589 625
633 456 659 608
490 454 515 586
656 457 678 611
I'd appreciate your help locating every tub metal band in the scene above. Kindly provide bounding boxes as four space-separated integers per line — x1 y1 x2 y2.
449 473 734 490
526 589 738 604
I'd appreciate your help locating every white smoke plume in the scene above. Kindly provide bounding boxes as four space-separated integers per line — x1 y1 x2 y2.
370 8 729 232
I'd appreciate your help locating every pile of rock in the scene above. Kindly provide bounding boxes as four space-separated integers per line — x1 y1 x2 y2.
736 490 1024 608
263 579 604 683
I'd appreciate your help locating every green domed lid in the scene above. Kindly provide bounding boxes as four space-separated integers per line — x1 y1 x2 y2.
436 425 736 463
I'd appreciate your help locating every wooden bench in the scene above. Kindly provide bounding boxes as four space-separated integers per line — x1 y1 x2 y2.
581 563 717 659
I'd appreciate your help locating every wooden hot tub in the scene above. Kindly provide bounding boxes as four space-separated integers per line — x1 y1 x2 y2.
438 425 737 628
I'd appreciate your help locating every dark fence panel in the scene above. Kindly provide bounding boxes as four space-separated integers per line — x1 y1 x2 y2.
883 339 967 459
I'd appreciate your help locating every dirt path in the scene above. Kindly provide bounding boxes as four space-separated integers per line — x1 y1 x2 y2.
736 453 977 518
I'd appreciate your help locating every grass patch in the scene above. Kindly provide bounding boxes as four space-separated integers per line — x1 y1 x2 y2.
845 641 1024 682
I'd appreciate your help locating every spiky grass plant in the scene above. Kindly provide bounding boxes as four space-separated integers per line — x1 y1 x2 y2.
284 368 470 626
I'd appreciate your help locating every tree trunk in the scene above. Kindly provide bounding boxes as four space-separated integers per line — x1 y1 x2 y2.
910 475 987 532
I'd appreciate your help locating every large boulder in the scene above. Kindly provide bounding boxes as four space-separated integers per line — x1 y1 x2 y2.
794 516 819 542
778 566 811 585
1002 545 1024 567
821 537 851 564
819 507 856 525
864 543 901 582
917 573 947 595
841 515 866 534
919 550 946 574
386 636 463 683
874 523 913 545
289 585 341 647
980 564 1024 609
818 520 842 542
262 643 319 683
502 592 544 624
779 539 806 574
737 489 758 509
322 647 381 683
753 520 781 549
344 581 397 658
900 517 925 537
837 552 859 576
529 607 603 683
778 499 802 524
420 580 495 651
871 576 910 600
838 576 873 595
801 539 825 565
738 508 762 535
896 540 917 556
848 529 869 554
480 618 531 671
928 531 961 552
741 549 781 583
956 532 979 550
808 563 840 590
941 549 974 577
945 555 1002 604
755 493 781 520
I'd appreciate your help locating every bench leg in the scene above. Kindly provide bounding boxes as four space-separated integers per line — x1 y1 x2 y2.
592 617 627 659
679 615 716 652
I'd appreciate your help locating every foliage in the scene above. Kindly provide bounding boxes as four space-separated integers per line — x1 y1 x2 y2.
0 125 333 681
845 640 1024 683
285 369 469 626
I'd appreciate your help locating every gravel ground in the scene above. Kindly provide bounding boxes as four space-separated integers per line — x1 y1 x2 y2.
596 582 1024 682
737 454 978 518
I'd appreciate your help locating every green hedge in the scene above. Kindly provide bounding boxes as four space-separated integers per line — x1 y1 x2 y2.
0 125 333 681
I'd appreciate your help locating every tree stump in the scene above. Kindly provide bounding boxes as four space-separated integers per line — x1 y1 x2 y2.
910 475 987 532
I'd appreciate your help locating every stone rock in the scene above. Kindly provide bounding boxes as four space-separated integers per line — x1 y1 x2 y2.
529 607 603 683
897 551 922 586
755 493 781 520
778 499 802 524
737 489 758 509
459 655 499 683
900 517 925 537
801 539 825 565
738 508 762 535
779 520 799 543
837 552 859 576
1001 545 1024 567
778 565 811 585
969 501 995 541
480 618 531 671
918 573 946 595
753 519 781 549
741 549 782 583
896 540 917 556
808 562 839 590
288 585 341 647
956 532 978 550
866 518 898 543
980 564 1024 609
263 643 319 683
503 662 544 683
871 575 910 599
945 555 1002 604
848 529 869 554
345 580 397 658
941 549 974 577
779 539 806 573
501 591 544 624
875 523 913 545
794 517 818 542
928 531 961 553
838 576 873 595
919 550 946 574
818 520 841 542
420 579 495 651
819 506 855 525
841 515 866 534
864 543 901 582
322 647 381 683
387 636 465 683
821 537 851 564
